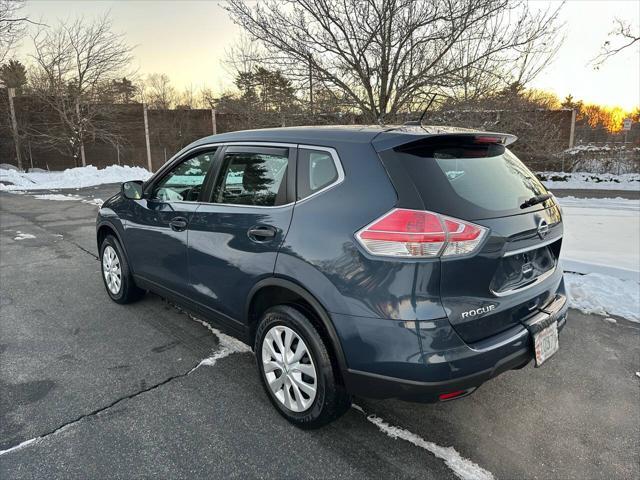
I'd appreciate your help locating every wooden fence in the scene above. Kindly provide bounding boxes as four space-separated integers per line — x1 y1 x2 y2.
1 90 581 172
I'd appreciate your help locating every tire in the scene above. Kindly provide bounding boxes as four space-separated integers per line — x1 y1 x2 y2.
255 305 351 428
100 234 144 304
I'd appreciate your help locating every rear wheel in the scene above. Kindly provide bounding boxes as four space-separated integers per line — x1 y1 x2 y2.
100 235 144 304
255 305 351 428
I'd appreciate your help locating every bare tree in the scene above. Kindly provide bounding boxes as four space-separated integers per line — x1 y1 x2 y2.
28 14 134 166
199 86 217 110
225 0 564 122
143 73 177 109
592 18 640 68
0 0 30 62
223 34 264 80
429 87 566 170
441 6 563 105
176 83 199 109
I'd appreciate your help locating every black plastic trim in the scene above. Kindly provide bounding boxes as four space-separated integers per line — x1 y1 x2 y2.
134 274 249 340
343 347 530 402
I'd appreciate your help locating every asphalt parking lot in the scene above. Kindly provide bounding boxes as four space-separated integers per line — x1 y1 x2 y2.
1 185 638 479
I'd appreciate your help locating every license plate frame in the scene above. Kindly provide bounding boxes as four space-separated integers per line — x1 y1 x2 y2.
533 321 559 366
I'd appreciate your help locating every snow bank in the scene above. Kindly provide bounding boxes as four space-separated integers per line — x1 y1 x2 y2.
0 165 151 191
545 172 640 190
538 172 640 191
564 144 640 155
565 273 639 323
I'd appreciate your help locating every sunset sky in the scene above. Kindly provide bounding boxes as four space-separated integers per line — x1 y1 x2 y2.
19 0 640 110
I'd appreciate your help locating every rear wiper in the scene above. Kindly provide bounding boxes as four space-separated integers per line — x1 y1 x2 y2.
520 193 552 209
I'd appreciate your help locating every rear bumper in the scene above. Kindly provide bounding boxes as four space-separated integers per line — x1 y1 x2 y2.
338 293 568 403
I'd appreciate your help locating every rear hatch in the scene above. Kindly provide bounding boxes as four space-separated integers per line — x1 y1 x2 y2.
378 134 564 343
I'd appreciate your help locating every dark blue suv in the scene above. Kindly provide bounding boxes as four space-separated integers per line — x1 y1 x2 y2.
97 126 568 428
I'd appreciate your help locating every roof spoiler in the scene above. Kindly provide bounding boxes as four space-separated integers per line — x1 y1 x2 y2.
372 130 518 152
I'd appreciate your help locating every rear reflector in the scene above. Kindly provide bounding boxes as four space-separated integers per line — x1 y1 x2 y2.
356 208 487 258
438 390 467 401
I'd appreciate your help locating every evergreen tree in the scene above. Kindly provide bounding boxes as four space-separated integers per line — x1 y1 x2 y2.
0 59 27 93
111 77 136 103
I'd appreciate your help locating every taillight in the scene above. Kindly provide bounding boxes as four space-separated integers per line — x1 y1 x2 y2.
355 208 487 258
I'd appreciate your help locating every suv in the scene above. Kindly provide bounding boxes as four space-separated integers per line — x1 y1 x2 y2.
97 126 567 428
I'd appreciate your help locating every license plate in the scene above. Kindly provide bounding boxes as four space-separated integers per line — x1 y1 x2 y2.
533 321 559 366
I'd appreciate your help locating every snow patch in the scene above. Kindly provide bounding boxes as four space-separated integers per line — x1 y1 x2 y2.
189 348 234 372
32 194 82 201
352 404 493 480
14 231 36 241
29 193 103 206
187 315 251 373
565 273 639 323
0 437 39 456
0 409 91 457
0 165 151 191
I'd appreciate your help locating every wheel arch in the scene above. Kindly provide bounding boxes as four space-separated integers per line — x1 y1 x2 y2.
246 277 348 375
97 221 132 271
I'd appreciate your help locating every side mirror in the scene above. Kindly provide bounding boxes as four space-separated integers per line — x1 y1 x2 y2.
122 180 144 200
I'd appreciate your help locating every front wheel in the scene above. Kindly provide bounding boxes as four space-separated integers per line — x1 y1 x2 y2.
255 305 351 428
100 235 143 304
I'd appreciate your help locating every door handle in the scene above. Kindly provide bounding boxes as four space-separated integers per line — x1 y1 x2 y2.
248 226 277 241
169 216 188 232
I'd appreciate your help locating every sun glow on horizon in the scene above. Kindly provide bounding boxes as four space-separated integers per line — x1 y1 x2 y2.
15 0 640 111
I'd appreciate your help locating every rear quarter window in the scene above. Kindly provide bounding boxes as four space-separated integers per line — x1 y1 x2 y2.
297 148 340 200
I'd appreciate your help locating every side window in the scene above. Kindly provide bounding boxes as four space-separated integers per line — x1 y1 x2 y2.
297 148 339 200
151 150 216 202
213 148 289 207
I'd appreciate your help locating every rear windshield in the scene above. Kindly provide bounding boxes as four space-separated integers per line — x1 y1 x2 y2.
383 141 550 220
